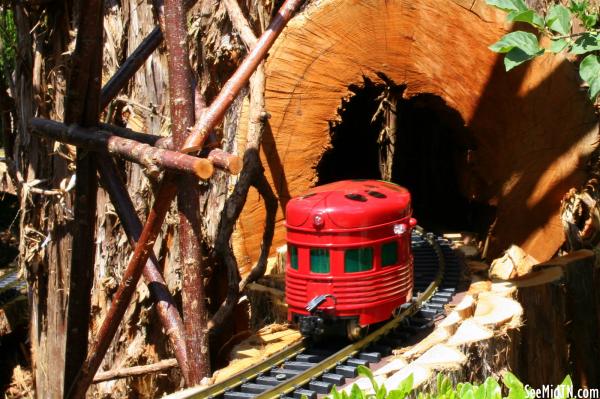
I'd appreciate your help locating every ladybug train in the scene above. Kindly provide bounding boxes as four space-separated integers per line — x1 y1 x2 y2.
285 180 416 340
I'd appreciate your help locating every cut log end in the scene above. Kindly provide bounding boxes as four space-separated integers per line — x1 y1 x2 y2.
193 159 215 179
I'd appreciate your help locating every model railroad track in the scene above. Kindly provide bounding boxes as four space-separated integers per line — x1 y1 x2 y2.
169 229 461 399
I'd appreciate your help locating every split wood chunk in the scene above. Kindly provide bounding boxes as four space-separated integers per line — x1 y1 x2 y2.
490 266 563 294
467 279 492 296
383 364 432 391
413 344 467 370
453 295 476 319
489 245 539 280
472 295 523 328
437 311 463 333
447 319 493 346
213 324 302 383
373 357 408 376
402 328 451 360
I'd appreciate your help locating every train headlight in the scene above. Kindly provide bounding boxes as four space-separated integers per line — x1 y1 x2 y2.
393 223 407 235
313 214 324 229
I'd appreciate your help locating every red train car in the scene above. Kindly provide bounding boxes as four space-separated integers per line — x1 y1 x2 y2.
285 179 416 339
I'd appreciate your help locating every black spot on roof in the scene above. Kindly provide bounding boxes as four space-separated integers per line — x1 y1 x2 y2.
345 193 368 202
367 190 387 199
301 193 317 199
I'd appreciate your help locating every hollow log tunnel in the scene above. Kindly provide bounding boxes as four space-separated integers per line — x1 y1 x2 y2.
315 79 497 237
233 0 599 270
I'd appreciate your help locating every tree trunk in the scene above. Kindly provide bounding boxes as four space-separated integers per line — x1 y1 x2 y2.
233 0 598 267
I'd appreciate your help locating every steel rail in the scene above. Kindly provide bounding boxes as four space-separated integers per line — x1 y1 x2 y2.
163 229 448 399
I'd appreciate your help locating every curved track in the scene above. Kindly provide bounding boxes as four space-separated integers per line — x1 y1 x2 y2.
166 229 462 399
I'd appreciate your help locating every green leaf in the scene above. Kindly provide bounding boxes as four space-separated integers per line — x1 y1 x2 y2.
357 365 378 393
555 375 574 399
398 373 414 395
375 384 387 399
474 385 486 399
350 383 364 399
460 383 474 396
569 0 588 14
503 372 526 399
462 390 476 399
560 375 573 388
483 377 502 399
387 391 404 399
331 386 342 399
579 54 600 99
504 47 544 71
507 9 545 27
486 0 528 12
570 33 600 54
549 38 569 53
489 31 543 54
581 13 598 30
546 4 572 35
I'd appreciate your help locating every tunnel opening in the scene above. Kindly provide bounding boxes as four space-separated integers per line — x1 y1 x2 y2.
316 78 496 237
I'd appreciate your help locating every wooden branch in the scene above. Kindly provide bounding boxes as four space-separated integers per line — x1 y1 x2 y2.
97 123 241 174
208 6 277 330
100 27 163 109
182 0 304 153
62 0 104 394
223 0 258 49
95 156 189 380
67 179 179 398
163 0 209 384
29 118 215 179
92 359 178 383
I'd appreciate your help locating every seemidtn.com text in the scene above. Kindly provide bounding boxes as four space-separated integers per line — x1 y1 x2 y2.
525 385 600 399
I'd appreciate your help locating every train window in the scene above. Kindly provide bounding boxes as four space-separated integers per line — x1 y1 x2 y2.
382 241 398 267
345 247 373 273
310 248 330 273
289 245 299 270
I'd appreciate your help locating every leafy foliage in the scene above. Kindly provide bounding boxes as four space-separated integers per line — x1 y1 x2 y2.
0 6 16 86
487 0 600 100
328 367 574 399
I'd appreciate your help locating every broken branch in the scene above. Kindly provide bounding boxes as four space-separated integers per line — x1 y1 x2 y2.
29 118 215 179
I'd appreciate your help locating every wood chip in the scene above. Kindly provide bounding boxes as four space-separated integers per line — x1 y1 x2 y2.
447 319 494 346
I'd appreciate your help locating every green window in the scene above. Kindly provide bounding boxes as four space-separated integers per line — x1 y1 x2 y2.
289 245 299 270
345 247 373 273
382 241 398 267
310 248 330 273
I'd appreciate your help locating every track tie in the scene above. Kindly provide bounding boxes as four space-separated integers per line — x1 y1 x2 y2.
224 391 256 399
296 354 324 363
240 383 273 394
321 373 346 386
256 376 281 386
293 388 317 399
346 357 369 367
309 380 334 394
335 364 357 377
359 352 382 363
270 368 301 378
430 297 449 305
424 302 445 311
284 361 315 371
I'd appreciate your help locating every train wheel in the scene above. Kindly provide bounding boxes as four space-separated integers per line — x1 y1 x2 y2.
346 319 367 341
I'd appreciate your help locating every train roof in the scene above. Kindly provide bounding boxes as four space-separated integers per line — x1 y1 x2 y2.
285 179 411 230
